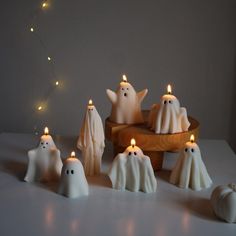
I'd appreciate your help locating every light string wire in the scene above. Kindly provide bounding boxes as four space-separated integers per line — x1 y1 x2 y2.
28 0 60 134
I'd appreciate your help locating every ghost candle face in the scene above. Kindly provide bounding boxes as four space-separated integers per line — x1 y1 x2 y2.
39 127 56 150
153 84 190 134
117 75 136 100
58 151 89 198
170 135 212 191
106 75 148 124
88 99 94 111
125 138 144 157
183 134 200 156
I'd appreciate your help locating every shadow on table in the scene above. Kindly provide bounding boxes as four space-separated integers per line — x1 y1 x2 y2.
176 197 219 222
156 169 171 182
0 160 27 180
86 173 112 188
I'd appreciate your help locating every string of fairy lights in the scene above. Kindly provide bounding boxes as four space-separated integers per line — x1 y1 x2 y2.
29 0 59 113
29 0 61 134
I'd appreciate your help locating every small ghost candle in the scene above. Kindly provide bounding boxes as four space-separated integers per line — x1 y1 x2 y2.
77 99 105 176
106 75 148 124
149 84 190 134
108 138 157 193
24 127 62 183
170 135 212 191
58 151 89 198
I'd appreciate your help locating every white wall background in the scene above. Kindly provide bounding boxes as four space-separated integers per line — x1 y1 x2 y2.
0 0 236 151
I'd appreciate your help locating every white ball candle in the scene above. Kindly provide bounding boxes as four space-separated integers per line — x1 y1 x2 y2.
77 99 105 176
108 138 157 193
58 151 89 198
149 84 190 134
106 75 148 124
24 127 62 183
170 135 212 191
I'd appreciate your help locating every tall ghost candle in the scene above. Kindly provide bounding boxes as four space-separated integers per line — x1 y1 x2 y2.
149 85 190 134
108 139 157 193
106 75 148 124
77 99 105 176
24 127 62 183
170 135 212 191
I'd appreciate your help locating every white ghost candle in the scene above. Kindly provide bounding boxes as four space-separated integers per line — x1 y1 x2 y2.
77 99 105 176
24 127 62 183
106 75 148 124
108 139 157 193
58 151 89 198
170 135 212 191
149 85 190 134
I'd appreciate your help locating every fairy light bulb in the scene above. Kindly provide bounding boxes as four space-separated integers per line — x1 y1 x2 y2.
37 105 42 111
30 27 34 32
47 56 51 61
42 2 47 8
55 81 59 86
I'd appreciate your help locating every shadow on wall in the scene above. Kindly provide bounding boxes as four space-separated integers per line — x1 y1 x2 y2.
229 44 236 153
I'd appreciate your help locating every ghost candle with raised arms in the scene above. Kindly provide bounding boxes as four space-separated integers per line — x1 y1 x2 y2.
24 127 62 183
106 74 148 124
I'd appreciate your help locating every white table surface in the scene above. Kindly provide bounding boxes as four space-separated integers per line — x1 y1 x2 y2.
0 133 236 236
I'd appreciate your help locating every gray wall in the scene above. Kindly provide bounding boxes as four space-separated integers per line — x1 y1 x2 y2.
0 0 236 151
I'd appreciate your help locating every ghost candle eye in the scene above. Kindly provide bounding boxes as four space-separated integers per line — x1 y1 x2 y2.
191 148 194 153
71 170 74 174
169 100 172 104
164 100 167 104
46 142 48 145
41 142 43 145
128 152 132 155
134 152 137 155
185 148 188 152
121 88 124 90
66 170 69 175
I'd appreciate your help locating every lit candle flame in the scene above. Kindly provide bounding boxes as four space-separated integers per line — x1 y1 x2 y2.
88 99 93 106
55 81 59 86
167 84 172 94
122 74 127 82
190 134 195 143
44 127 49 135
30 27 34 32
42 2 47 8
71 151 76 157
47 56 51 61
131 138 136 148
